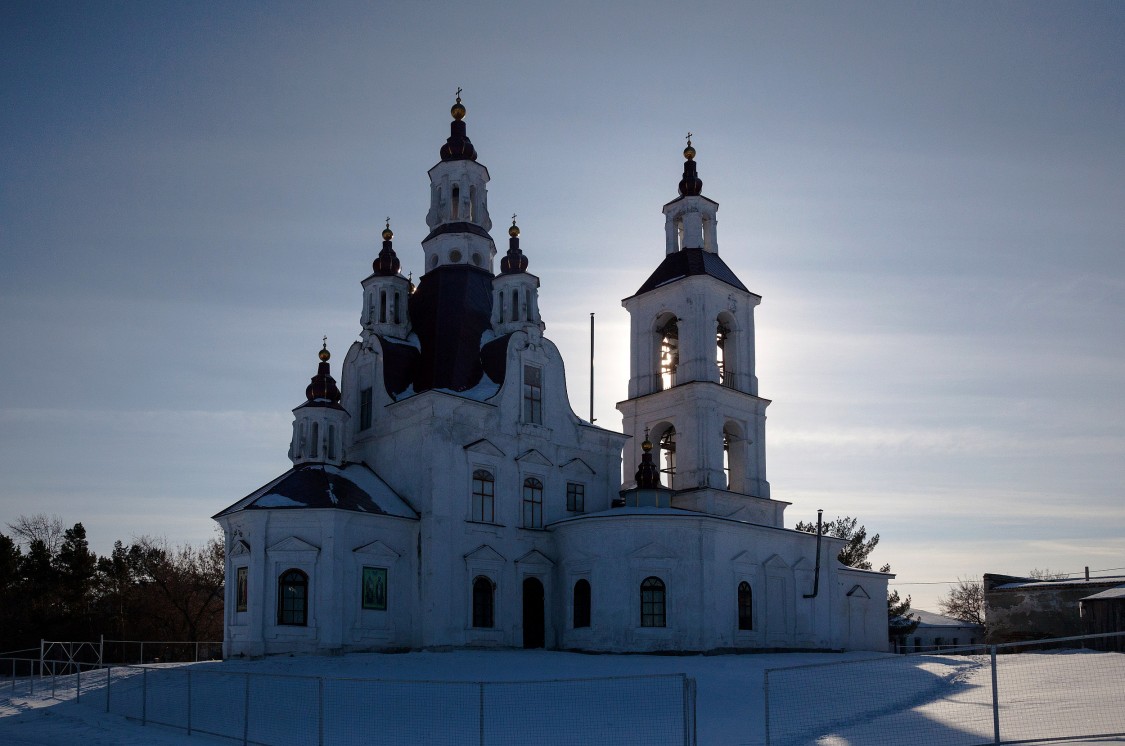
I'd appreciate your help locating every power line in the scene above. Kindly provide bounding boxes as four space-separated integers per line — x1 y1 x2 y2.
889 566 1125 586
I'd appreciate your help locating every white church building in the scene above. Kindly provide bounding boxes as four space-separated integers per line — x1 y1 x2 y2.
213 97 890 656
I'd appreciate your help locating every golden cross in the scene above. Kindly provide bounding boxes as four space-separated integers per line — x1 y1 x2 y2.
455 86 462 102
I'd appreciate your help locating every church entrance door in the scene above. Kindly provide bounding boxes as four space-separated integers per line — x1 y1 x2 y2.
522 577 545 649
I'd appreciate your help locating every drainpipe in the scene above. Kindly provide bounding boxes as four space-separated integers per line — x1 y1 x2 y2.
804 509 823 599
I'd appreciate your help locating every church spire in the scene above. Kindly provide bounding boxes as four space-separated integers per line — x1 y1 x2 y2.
305 339 342 403
677 133 703 197
372 218 401 276
500 215 529 274
439 88 477 162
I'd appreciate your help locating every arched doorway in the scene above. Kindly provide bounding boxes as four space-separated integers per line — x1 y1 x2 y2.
522 577 545 649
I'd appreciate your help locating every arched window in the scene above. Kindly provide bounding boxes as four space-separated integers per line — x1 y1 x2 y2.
327 424 336 460
723 421 746 492
658 317 679 390
472 469 495 523
498 291 506 323
392 292 400 324
310 422 319 458
658 427 676 489
573 579 591 628
511 289 519 323
738 581 753 630
379 290 387 323
716 319 730 385
451 185 460 219
469 185 476 221
472 576 494 628
723 430 731 488
641 577 666 627
277 569 308 626
522 477 544 528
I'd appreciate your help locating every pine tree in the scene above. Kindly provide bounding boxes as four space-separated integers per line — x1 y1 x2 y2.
796 515 917 641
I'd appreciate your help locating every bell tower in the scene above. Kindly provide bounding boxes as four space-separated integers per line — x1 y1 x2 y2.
617 139 782 525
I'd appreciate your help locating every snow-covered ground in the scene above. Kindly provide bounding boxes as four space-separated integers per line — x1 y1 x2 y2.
1 649 1122 745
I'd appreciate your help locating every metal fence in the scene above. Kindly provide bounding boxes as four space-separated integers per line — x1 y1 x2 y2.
764 631 1125 746
39 637 223 668
2 659 696 746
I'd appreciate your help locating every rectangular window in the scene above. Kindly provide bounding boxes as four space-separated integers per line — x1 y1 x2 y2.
472 469 495 523
566 482 585 512
522 365 542 424
361 566 387 611
523 477 544 529
236 566 248 612
359 387 373 431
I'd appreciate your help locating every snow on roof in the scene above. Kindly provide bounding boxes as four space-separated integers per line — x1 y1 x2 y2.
1079 584 1125 602
213 462 418 520
995 575 1125 591
909 609 983 628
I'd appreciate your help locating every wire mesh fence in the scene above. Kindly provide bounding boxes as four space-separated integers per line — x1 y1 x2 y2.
3 659 696 746
764 632 1125 746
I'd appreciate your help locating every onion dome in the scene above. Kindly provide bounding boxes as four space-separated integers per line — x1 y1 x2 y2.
500 216 529 274
677 135 703 197
373 218 401 276
635 431 661 489
439 89 478 162
305 339 342 403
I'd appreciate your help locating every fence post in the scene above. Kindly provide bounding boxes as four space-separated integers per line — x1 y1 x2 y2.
243 672 250 746
29 660 34 696
52 661 56 698
140 642 144 665
478 682 485 746
186 669 192 735
105 667 111 713
318 677 324 746
990 644 1000 744
75 663 79 702
763 670 771 746
142 667 147 725
99 635 104 667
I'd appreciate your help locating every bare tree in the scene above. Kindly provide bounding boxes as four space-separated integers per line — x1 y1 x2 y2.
938 577 985 626
131 535 225 642
6 514 65 554
1027 568 1067 580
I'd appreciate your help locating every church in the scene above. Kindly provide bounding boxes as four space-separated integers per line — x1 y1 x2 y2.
213 97 890 656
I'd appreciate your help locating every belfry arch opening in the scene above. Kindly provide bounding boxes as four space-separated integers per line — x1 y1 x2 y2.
723 420 747 492
656 315 679 390
716 312 737 387
650 423 676 489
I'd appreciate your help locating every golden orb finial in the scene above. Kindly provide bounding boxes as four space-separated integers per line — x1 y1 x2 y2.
684 131 696 160
382 217 393 241
319 336 330 362
509 214 519 237
642 427 653 452
451 86 466 120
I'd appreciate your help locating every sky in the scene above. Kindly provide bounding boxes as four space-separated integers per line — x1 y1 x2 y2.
1 1 1123 613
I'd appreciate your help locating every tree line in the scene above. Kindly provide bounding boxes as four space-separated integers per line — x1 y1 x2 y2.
0 514 223 654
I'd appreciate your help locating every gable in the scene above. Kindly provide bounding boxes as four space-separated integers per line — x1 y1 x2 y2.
515 449 553 467
463 544 506 563
464 438 506 458
229 539 251 557
515 549 555 567
268 536 320 554
764 554 790 570
353 539 402 560
847 584 871 599
560 457 596 476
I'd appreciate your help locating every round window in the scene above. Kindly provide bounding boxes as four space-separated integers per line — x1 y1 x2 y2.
449 249 463 263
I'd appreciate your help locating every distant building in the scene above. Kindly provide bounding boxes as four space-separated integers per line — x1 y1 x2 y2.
984 573 1125 643
1079 585 1125 651
893 609 983 653
213 97 891 657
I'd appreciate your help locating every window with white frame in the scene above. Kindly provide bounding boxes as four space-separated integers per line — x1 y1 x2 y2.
471 469 495 523
522 365 542 424
566 482 585 512
522 477 543 528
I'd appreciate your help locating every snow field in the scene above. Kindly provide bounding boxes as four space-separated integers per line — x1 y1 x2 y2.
2 648 1123 745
